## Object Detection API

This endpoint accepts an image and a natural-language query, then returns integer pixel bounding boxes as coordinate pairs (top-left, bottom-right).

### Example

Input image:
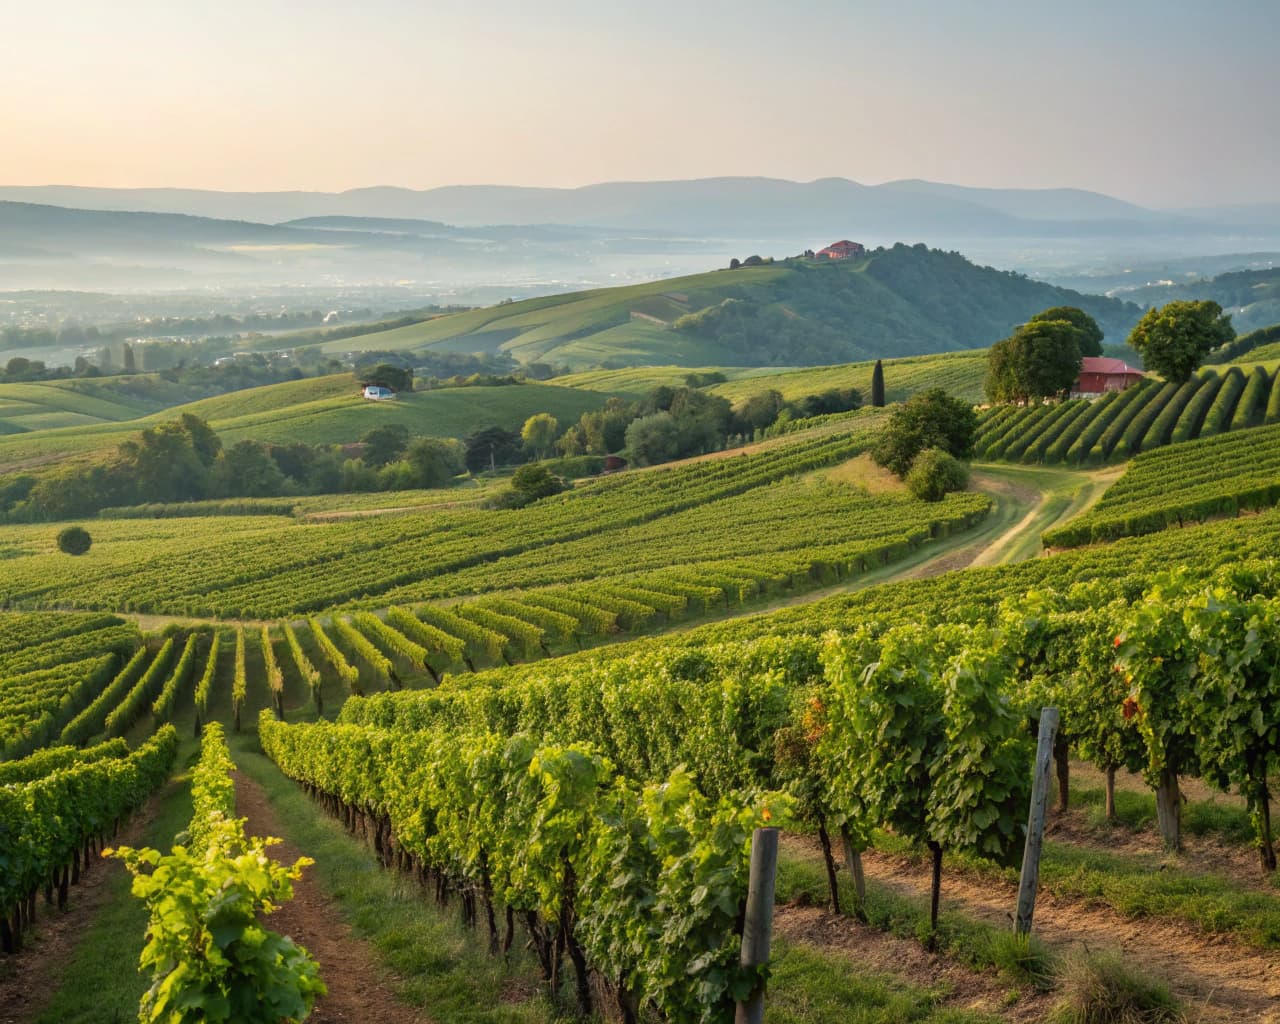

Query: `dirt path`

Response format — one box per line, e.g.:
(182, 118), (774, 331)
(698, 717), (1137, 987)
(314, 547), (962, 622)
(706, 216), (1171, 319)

(232, 775), (429, 1024)
(0, 786), (171, 1024)
(775, 905), (1054, 1022)
(784, 836), (1280, 1023)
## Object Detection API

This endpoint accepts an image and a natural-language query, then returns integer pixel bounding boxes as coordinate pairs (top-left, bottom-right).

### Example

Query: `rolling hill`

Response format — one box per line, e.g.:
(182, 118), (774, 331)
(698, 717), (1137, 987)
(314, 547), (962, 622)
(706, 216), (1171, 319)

(324, 244), (1141, 369)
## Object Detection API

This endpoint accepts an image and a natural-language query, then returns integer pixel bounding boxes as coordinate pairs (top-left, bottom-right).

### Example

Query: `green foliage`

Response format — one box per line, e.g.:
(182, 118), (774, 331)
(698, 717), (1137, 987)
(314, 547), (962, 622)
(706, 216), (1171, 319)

(986, 318), (1084, 403)
(109, 724), (324, 1024)
(870, 359), (886, 407)
(905, 448), (969, 502)
(1128, 300), (1235, 383)
(56, 525), (92, 555)
(510, 462), (566, 502)
(1029, 306), (1105, 357)
(872, 388), (978, 477)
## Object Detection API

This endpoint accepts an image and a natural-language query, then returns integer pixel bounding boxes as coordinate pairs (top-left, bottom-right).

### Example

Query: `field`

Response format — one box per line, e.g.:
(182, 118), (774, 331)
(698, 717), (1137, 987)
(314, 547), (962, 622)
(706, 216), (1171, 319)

(0, 374), (611, 471)
(0, 376), (204, 434)
(4, 381), (1280, 1024)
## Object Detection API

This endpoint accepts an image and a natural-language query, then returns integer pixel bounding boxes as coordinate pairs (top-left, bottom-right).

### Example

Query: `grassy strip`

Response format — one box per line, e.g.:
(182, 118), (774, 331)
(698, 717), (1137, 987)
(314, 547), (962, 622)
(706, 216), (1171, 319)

(1069, 783), (1256, 846)
(869, 830), (1280, 948)
(777, 851), (1053, 992)
(34, 752), (196, 1024)
(229, 736), (553, 1023)
(767, 937), (1004, 1024)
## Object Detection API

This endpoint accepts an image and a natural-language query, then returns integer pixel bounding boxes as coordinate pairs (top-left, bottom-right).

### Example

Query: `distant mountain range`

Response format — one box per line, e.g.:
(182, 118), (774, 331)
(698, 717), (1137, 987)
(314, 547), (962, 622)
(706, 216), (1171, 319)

(3, 177), (1271, 236)
(2, 177), (1278, 298)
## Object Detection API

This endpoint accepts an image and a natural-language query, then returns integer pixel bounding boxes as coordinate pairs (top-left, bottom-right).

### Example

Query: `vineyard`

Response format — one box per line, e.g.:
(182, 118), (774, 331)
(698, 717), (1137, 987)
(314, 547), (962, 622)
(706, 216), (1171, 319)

(1042, 419), (1280, 548)
(974, 364), (1280, 466)
(4, 412), (1280, 1022)
(0, 428), (993, 618)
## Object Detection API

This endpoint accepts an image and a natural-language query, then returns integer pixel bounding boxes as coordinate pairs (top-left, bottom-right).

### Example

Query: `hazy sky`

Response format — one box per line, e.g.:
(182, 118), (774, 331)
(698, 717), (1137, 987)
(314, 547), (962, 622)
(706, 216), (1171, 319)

(2, 0), (1276, 207)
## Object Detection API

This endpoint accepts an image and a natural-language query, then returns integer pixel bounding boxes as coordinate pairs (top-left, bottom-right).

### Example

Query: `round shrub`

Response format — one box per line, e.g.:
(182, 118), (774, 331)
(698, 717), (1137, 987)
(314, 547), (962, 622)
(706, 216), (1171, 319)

(56, 525), (92, 555)
(906, 448), (969, 502)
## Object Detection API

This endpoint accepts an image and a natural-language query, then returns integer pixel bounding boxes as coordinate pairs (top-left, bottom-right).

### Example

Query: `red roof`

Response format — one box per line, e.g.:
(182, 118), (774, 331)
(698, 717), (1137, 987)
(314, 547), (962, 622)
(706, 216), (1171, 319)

(1080, 357), (1142, 376)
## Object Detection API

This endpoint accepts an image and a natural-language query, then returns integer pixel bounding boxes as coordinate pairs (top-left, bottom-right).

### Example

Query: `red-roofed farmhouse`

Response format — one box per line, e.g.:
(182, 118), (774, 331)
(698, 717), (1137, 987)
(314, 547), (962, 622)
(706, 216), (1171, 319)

(1073, 356), (1145, 398)
(816, 240), (866, 260)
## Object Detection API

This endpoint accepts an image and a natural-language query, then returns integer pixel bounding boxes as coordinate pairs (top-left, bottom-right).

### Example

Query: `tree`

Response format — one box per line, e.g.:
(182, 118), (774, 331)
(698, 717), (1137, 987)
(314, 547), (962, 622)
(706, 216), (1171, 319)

(360, 425), (410, 469)
(870, 359), (885, 407)
(1029, 306), (1104, 357)
(464, 426), (525, 472)
(122, 343), (136, 373)
(358, 363), (413, 392)
(510, 463), (565, 503)
(871, 388), (977, 478)
(56, 525), (92, 555)
(1128, 300), (1235, 383)
(216, 441), (286, 497)
(521, 413), (560, 460)
(985, 320), (1082, 404)
(405, 437), (464, 489)
(905, 449), (969, 501)
(734, 390), (785, 434)
(624, 412), (682, 466)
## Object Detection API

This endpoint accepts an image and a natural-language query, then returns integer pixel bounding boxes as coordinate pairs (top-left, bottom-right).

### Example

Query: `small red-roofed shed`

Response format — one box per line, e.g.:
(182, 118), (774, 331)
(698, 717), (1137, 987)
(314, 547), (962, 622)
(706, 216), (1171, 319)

(1074, 356), (1145, 397)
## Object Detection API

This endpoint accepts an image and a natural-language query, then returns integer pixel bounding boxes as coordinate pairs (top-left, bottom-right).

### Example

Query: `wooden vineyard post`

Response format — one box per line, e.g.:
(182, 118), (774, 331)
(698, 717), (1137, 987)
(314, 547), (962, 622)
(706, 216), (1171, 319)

(1016, 707), (1059, 936)
(735, 827), (779, 1024)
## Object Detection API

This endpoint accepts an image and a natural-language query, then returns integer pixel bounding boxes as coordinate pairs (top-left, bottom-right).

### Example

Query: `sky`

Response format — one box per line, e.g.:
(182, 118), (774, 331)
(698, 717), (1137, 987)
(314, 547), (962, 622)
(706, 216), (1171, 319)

(2, 0), (1276, 208)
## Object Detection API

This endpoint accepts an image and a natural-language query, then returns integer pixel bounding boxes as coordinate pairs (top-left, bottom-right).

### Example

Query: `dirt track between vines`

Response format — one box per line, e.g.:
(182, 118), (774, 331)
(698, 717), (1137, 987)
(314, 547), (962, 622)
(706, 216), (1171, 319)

(784, 834), (1280, 1024)
(233, 775), (428, 1024)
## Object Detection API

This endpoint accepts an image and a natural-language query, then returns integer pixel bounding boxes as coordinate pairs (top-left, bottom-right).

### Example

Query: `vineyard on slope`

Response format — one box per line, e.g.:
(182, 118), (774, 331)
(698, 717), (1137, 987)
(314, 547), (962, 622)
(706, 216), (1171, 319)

(973, 365), (1280, 465)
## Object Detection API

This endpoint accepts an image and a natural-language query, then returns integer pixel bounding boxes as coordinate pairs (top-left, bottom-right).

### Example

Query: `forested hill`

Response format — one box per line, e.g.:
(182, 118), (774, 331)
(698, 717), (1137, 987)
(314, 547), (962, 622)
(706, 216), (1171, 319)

(341, 243), (1141, 368)
(1118, 266), (1280, 335)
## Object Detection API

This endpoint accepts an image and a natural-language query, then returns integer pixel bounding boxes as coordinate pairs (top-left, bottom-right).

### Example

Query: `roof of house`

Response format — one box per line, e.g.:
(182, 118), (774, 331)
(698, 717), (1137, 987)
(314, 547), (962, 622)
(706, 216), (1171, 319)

(1079, 356), (1144, 377)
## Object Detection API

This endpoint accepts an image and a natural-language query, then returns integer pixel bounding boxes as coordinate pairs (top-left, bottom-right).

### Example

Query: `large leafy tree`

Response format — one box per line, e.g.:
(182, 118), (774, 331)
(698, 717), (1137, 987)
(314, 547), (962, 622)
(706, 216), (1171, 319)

(871, 388), (977, 477)
(985, 319), (1083, 404)
(520, 413), (560, 460)
(1029, 306), (1104, 357)
(1127, 300), (1235, 383)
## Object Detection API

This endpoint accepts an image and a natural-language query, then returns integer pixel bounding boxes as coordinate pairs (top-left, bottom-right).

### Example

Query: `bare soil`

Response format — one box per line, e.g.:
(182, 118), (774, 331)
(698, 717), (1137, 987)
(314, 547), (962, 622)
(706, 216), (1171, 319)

(784, 835), (1280, 1023)
(232, 775), (429, 1024)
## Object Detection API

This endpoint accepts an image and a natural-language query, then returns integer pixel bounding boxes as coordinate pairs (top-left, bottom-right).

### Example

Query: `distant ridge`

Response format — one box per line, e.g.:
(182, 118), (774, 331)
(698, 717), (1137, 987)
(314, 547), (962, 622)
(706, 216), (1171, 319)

(0, 177), (1223, 236)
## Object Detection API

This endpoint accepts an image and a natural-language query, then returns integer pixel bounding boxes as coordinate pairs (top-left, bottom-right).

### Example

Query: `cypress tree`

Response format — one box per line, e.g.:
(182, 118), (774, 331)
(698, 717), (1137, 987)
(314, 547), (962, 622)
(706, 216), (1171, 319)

(871, 359), (886, 407)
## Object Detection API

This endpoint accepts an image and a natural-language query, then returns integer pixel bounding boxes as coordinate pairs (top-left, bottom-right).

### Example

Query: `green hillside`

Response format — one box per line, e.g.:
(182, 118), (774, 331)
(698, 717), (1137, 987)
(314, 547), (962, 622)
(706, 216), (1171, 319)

(0, 374), (609, 471)
(323, 245), (1139, 369)
(0, 376), (204, 433)
(1123, 267), (1280, 334)
(708, 350), (990, 404)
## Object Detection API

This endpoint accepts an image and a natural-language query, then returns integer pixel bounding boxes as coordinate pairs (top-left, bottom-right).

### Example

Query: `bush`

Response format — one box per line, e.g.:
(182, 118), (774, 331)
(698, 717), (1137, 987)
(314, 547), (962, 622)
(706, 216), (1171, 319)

(872, 388), (977, 477)
(905, 448), (969, 502)
(56, 525), (92, 555)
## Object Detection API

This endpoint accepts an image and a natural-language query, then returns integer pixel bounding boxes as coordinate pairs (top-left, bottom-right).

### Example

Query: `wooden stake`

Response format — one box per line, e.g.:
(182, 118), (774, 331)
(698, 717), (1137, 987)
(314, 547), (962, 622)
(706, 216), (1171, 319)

(735, 827), (779, 1024)
(1016, 707), (1058, 935)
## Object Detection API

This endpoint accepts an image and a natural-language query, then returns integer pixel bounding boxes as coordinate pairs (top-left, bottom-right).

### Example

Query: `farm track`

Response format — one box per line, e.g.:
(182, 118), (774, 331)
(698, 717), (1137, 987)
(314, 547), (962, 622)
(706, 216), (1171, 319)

(0, 784), (170, 1024)
(784, 835), (1280, 1024)
(232, 773), (429, 1024)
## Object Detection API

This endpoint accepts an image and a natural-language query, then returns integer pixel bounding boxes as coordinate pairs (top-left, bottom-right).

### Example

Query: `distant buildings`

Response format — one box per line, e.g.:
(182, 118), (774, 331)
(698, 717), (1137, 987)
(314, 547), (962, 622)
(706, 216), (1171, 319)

(1073, 356), (1145, 398)
(816, 240), (866, 260)
(362, 384), (396, 400)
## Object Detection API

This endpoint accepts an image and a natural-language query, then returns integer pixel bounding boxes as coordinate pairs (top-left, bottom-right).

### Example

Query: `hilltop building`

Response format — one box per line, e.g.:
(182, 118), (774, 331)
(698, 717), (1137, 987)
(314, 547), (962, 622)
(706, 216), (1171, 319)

(1072, 356), (1145, 398)
(362, 384), (396, 401)
(817, 240), (866, 260)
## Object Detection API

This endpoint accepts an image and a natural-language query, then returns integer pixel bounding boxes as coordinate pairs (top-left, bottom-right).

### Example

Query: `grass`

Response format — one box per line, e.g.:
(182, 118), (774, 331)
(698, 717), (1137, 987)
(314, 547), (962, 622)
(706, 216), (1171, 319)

(1070, 783), (1257, 846)
(869, 827), (1280, 949)
(229, 735), (554, 1023)
(775, 850), (1047, 982)
(1049, 953), (1185, 1024)
(767, 939), (1004, 1024)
